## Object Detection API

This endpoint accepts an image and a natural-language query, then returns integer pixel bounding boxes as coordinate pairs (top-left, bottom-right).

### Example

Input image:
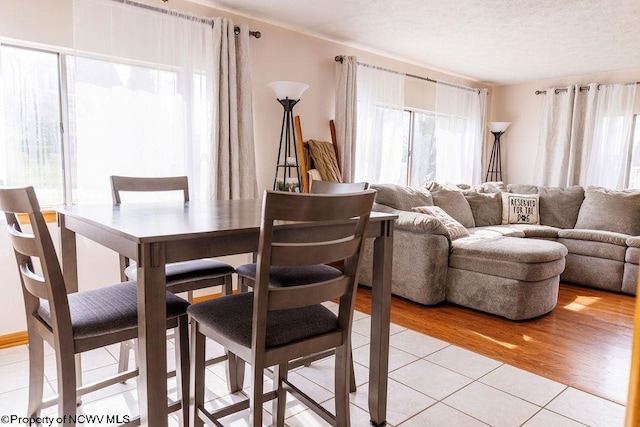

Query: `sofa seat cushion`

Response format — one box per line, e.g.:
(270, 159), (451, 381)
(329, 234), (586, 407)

(508, 224), (560, 239)
(468, 226), (525, 238)
(557, 229), (629, 262)
(450, 236), (567, 281)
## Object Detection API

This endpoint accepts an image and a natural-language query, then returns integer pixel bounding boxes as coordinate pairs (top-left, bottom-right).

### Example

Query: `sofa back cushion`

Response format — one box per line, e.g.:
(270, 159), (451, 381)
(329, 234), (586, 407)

(370, 184), (433, 211)
(507, 184), (584, 229)
(575, 186), (640, 235)
(430, 188), (476, 228)
(463, 191), (503, 226)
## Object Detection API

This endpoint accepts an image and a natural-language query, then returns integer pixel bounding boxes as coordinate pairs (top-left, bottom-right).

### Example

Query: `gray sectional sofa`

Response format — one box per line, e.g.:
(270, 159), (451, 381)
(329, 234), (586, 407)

(359, 182), (640, 320)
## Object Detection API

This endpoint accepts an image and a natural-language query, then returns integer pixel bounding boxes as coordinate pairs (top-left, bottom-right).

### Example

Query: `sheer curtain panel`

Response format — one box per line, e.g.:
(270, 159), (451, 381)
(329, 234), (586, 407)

(583, 83), (636, 189)
(534, 82), (636, 189)
(434, 83), (485, 184)
(335, 56), (358, 183)
(355, 65), (405, 184)
(72, 0), (256, 202)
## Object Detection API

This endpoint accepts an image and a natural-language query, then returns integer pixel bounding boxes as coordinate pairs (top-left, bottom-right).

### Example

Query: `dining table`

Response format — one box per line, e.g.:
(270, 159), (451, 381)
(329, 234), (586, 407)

(56, 198), (396, 427)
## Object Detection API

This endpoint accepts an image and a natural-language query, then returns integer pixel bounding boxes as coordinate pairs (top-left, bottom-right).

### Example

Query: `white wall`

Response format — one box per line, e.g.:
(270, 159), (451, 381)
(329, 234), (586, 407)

(0, 0), (486, 335)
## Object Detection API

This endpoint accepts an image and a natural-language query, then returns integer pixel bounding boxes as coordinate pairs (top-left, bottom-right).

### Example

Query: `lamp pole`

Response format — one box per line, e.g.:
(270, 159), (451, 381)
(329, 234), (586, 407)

(485, 122), (511, 182)
(269, 81), (309, 191)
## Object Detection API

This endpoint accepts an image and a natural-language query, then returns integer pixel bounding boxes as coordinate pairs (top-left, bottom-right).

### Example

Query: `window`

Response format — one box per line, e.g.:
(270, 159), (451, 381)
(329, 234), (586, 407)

(1, 46), (64, 206)
(401, 109), (437, 187)
(1, 44), (207, 205)
(68, 55), (187, 203)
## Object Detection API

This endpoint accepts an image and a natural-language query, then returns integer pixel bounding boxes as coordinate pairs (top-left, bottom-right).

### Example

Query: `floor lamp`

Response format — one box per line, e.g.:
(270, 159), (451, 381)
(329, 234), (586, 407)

(269, 81), (309, 191)
(485, 121), (511, 182)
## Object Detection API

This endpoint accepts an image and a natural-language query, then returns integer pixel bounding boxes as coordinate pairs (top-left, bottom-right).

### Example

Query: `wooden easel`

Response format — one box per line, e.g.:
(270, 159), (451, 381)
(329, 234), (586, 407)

(293, 116), (341, 193)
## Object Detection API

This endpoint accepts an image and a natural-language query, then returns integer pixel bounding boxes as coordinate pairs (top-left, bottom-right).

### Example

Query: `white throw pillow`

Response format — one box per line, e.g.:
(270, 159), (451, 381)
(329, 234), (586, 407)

(412, 205), (470, 240)
(501, 193), (540, 225)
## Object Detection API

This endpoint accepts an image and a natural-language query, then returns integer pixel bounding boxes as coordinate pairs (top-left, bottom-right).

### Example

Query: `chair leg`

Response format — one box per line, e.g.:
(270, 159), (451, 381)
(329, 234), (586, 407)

(349, 348), (356, 393)
(75, 353), (83, 406)
(238, 276), (250, 294)
(190, 322), (206, 427)
(334, 344), (351, 427)
(250, 360), (264, 427)
(117, 339), (135, 381)
(273, 363), (288, 427)
(174, 316), (190, 427)
(26, 331), (44, 419)
(223, 274), (233, 296)
(57, 348), (78, 425)
(226, 351), (245, 393)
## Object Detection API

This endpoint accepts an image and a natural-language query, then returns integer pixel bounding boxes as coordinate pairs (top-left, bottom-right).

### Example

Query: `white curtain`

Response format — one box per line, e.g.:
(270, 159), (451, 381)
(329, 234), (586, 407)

(434, 83), (484, 184)
(355, 65), (405, 184)
(534, 82), (635, 189)
(334, 56), (357, 183)
(583, 84), (636, 189)
(211, 18), (257, 200)
(534, 84), (597, 187)
(72, 0), (256, 202)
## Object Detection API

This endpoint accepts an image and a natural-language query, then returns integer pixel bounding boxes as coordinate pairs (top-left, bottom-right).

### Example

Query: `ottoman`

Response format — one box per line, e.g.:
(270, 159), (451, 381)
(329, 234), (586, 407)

(446, 235), (568, 320)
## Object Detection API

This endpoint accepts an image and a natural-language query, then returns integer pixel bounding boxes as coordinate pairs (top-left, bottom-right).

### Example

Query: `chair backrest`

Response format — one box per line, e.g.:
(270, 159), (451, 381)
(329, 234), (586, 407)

(309, 180), (368, 194)
(253, 189), (376, 348)
(0, 186), (72, 338)
(110, 175), (189, 204)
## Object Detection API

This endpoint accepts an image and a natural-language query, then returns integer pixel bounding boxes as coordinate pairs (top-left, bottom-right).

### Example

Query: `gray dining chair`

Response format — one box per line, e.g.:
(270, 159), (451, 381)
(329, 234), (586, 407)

(110, 175), (236, 377)
(237, 180), (368, 293)
(309, 180), (369, 194)
(188, 189), (376, 426)
(0, 186), (191, 426)
(235, 181), (369, 391)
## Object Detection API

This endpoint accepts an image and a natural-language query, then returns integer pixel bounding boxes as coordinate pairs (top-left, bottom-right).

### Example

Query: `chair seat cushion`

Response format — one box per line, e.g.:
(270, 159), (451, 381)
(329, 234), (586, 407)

(37, 281), (190, 339)
(125, 259), (235, 283)
(236, 263), (342, 287)
(187, 293), (339, 348)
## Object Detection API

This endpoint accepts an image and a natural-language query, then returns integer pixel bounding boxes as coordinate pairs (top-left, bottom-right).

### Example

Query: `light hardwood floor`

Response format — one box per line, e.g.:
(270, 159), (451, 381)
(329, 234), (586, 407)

(354, 283), (635, 406)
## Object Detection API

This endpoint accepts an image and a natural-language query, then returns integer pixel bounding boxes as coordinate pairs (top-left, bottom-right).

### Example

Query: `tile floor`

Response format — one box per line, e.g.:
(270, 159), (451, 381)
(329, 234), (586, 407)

(0, 303), (627, 426)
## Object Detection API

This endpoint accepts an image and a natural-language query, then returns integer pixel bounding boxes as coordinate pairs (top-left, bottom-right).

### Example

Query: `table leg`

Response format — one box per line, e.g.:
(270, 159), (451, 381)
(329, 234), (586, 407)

(137, 242), (169, 427)
(368, 222), (393, 427)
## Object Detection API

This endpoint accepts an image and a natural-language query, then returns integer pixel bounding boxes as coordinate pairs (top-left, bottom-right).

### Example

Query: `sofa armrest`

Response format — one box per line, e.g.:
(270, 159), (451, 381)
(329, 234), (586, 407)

(626, 236), (640, 248)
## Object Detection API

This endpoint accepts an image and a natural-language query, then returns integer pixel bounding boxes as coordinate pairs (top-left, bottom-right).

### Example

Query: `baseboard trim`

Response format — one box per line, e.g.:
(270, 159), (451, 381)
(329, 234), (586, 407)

(0, 292), (224, 350)
(0, 331), (28, 349)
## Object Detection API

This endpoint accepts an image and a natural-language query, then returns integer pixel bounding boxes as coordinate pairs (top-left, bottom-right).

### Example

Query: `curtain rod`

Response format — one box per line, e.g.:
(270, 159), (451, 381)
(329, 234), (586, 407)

(535, 82), (639, 95)
(110, 0), (261, 38)
(335, 55), (480, 94)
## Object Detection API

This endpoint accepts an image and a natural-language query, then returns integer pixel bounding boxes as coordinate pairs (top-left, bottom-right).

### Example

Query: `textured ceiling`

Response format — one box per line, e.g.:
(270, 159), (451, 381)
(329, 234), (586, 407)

(188, 0), (640, 85)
